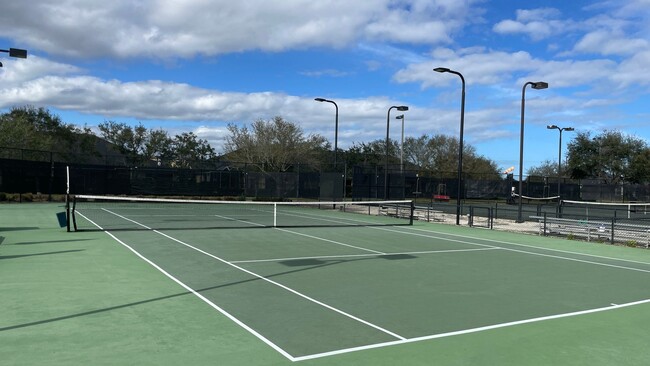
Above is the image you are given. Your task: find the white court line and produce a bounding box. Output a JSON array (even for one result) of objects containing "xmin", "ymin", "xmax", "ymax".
[
  {"xmin": 215, "ymin": 208, "xmax": 387, "ymax": 255},
  {"xmin": 405, "ymin": 226, "xmax": 650, "ymax": 266},
  {"xmin": 230, "ymin": 247, "xmax": 499, "ymax": 264},
  {"xmin": 214, "ymin": 213, "xmax": 266, "ymax": 227},
  {"xmin": 373, "ymin": 226, "xmax": 650, "ymax": 274},
  {"xmin": 81, "ymin": 208, "xmax": 650, "ymax": 362},
  {"xmin": 100, "ymin": 209, "xmax": 406, "ymax": 341},
  {"xmin": 76, "ymin": 210, "xmax": 295, "ymax": 361},
  {"xmin": 274, "ymin": 227, "xmax": 386, "ymax": 255},
  {"xmin": 293, "ymin": 297, "xmax": 650, "ymax": 362},
  {"xmin": 275, "ymin": 208, "xmax": 650, "ymax": 274},
  {"xmin": 163, "ymin": 205, "xmax": 650, "ymax": 270}
]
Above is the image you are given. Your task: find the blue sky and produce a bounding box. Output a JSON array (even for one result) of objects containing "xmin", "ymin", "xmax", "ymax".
[{"xmin": 1, "ymin": 0, "xmax": 650, "ymax": 172}]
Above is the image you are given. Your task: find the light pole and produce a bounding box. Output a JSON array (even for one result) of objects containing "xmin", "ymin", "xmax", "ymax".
[
  {"xmin": 547, "ymin": 124, "xmax": 574, "ymax": 201},
  {"xmin": 517, "ymin": 81, "xmax": 549, "ymax": 223},
  {"xmin": 0, "ymin": 47, "xmax": 27, "ymax": 67},
  {"xmin": 385, "ymin": 105, "xmax": 409, "ymax": 199},
  {"xmin": 314, "ymin": 98, "xmax": 339, "ymax": 170},
  {"xmin": 396, "ymin": 114, "xmax": 405, "ymax": 173},
  {"xmin": 433, "ymin": 67, "xmax": 465, "ymax": 225}
]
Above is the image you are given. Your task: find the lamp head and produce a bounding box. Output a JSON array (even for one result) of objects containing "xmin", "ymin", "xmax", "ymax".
[
  {"xmin": 396, "ymin": 106, "xmax": 409, "ymax": 111},
  {"xmin": 547, "ymin": 125, "xmax": 558, "ymax": 129},
  {"xmin": 9, "ymin": 48, "xmax": 27, "ymax": 58},
  {"xmin": 433, "ymin": 67, "xmax": 450, "ymax": 73},
  {"xmin": 314, "ymin": 98, "xmax": 327, "ymax": 102},
  {"xmin": 395, "ymin": 114, "xmax": 404, "ymax": 119},
  {"xmin": 565, "ymin": 127, "xmax": 575, "ymax": 132},
  {"xmin": 531, "ymin": 81, "xmax": 549, "ymax": 90}
]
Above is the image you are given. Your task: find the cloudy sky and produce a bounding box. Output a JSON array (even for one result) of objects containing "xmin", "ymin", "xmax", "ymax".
[{"xmin": 1, "ymin": 0, "xmax": 650, "ymax": 171}]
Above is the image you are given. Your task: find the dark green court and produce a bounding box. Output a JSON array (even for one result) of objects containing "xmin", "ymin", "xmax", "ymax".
[{"xmin": 2, "ymin": 203, "xmax": 650, "ymax": 365}]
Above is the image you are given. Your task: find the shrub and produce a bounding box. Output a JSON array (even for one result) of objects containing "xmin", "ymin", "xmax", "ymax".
[
  {"xmin": 625, "ymin": 240, "xmax": 638, "ymax": 248},
  {"xmin": 21, "ymin": 192, "xmax": 34, "ymax": 202},
  {"xmin": 0, "ymin": 192, "xmax": 6, "ymax": 201}
]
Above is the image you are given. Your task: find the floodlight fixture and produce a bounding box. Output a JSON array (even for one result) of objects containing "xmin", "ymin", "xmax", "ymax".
[
  {"xmin": 531, "ymin": 81, "xmax": 549, "ymax": 90},
  {"xmin": 433, "ymin": 67, "xmax": 466, "ymax": 225},
  {"xmin": 0, "ymin": 48, "xmax": 27, "ymax": 58},
  {"xmin": 385, "ymin": 105, "xmax": 409, "ymax": 199},
  {"xmin": 314, "ymin": 97, "xmax": 339, "ymax": 169},
  {"xmin": 516, "ymin": 80, "xmax": 549, "ymax": 222},
  {"xmin": 547, "ymin": 124, "xmax": 575, "ymax": 203}
]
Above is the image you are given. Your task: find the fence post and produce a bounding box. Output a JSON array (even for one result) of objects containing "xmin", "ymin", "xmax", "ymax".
[
  {"xmin": 611, "ymin": 218, "xmax": 615, "ymax": 244},
  {"xmin": 543, "ymin": 212, "xmax": 547, "ymax": 236},
  {"xmin": 490, "ymin": 207, "xmax": 494, "ymax": 229}
]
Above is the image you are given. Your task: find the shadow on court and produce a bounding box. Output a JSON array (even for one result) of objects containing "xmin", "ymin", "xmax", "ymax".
[
  {"xmin": 0, "ymin": 252, "xmax": 416, "ymax": 332},
  {"xmin": 0, "ymin": 249, "xmax": 84, "ymax": 260},
  {"xmin": 0, "ymin": 227, "xmax": 39, "ymax": 232},
  {"xmin": 6, "ymin": 238, "xmax": 93, "ymax": 246}
]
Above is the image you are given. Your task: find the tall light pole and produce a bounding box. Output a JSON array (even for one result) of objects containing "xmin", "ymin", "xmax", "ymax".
[
  {"xmin": 434, "ymin": 67, "xmax": 465, "ymax": 225},
  {"xmin": 396, "ymin": 114, "xmax": 405, "ymax": 173},
  {"xmin": 517, "ymin": 81, "xmax": 549, "ymax": 223},
  {"xmin": 314, "ymin": 98, "xmax": 339, "ymax": 170},
  {"xmin": 0, "ymin": 47, "xmax": 27, "ymax": 67},
  {"xmin": 547, "ymin": 124, "xmax": 574, "ymax": 201},
  {"xmin": 385, "ymin": 105, "xmax": 409, "ymax": 199}
]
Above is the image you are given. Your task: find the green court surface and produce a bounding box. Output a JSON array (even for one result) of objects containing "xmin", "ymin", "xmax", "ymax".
[{"xmin": 2, "ymin": 203, "xmax": 650, "ymax": 365}]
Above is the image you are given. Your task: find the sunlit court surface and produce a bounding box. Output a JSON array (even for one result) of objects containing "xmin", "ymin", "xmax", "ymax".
[{"xmin": 3, "ymin": 202, "xmax": 650, "ymax": 365}]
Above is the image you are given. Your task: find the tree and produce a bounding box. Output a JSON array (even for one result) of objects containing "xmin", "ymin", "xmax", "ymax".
[
  {"xmin": 566, "ymin": 130, "xmax": 650, "ymax": 183},
  {"xmin": 224, "ymin": 116, "xmax": 329, "ymax": 172},
  {"xmin": 98, "ymin": 121, "xmax": 216, "ymax": 167},
  {"xmin": 526, "ymin": 159, "xmax": 559, "ymax": 178},
  {"xmin": 401, "ymin": 134, "xmax": 500, "ymax": 178},
  {"xmin": 0, "ymin": 106, "xmax": 96, "ymax": 160},
  {"xmin": 344, "ymin": 139, "xmax": 399, "ymax": 167},
  {"xmin": 629, "ymin": 149, "xmax": 650, "ymax": 183},
  {"xmin": 171, "ymin": 132, "xmax": 216, "ymax": 168},
  {"xmin": 144, "ymin": 129, "xmax": 174, "ymax": 163},
  {"xmin": 98, "ymin": 121, "xmax": 148, "ymax": 165}
]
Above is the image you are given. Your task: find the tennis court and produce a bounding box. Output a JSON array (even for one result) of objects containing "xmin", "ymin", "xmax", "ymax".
[{"xmin": 3, "ymin": 201, "xmax": 650, "ymax": 365}]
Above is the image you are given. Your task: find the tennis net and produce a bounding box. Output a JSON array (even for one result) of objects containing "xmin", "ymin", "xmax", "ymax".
[{"xmin": 68, "ymin": 195, "xmax": 414, "ymax": 231}]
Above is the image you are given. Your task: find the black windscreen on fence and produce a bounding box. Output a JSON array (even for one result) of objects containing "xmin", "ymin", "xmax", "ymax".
[{"xmin": 4, "ymin": 147, "xmax": 650, "ymax": 202}]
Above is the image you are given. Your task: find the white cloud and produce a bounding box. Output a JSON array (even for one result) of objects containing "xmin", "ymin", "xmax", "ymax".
[
  {"xmin": 393, "ymin": 48, "xmax": 541, "ymax": 88},
  {"xmin": 574, "ymin": 30, "xmax": 649, "ymax": 56},
  {"xmin": 300, "ymin": 69, "xmax": 352, "ymax": 78},
  {"xmin": 493, "ymin": 7, "xmax": 575, "ymax": 40},
  {"xmin": 0, "ymin": 55, "xmax": 81, "ymax": 84},
  {"xmin": 0, "ymin": 0, "xmax": 480, "ymax": 60},
  {"xmin": 611, "ymin": 50, "xmax": 650, "ymax": 87}
]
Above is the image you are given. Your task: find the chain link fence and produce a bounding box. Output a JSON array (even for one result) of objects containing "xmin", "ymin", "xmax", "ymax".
[{"xmin": 4, "ymin": 146, "xmax": 650, "ymax": 202}]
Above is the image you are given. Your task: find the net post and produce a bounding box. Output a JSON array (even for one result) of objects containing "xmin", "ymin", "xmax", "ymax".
[
  {"xmin": 65, "ymin": 166, "xmax": 71, "ymax": 232},
  {"xmin": 409, "ymin": 200, "xmax": 414, "ymax": 225},
  {"xmin": 273, "ymin": 203, "xmax": 277, "ymax": 227},
  {"xmin": 610, "ymin": 218, "xmax": 615, "ymax": 244},
  {"xmin": 71, "ymin": 195, "xmax": 78, "ymax": 231},
  {"xmin": 65, "ymin": 193, "xmax": 71, "ymax": 232}
]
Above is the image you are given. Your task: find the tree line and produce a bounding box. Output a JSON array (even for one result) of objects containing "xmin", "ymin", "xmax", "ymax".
[
  {"xmin": 3, "ymin": 106, "xmax": 650, "ymax": 183},
  {"xmin": 526, "ymin": 130, "xmax": 650, "ymax": 184}
]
